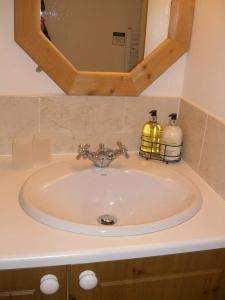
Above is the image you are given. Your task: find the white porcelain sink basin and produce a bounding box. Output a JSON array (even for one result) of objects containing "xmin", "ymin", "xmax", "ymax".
[{"xmin": 19, "ymin": 159, "xmax": 202, "ymax": 236}]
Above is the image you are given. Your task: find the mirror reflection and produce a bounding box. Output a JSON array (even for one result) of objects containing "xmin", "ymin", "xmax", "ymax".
[{"xmin": 40, "ymin": 0, "xmax": 171, "ymax": 73}]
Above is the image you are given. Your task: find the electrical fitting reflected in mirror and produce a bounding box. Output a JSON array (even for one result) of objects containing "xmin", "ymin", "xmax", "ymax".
[{"xmin": 40, "ymin": 0, "xmax": 171, "ymax": 73}]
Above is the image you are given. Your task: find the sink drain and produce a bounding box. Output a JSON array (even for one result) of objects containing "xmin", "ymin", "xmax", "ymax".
[{"xmin": 97, "ymin": 214, "xmax": 117, "ymax": 226}]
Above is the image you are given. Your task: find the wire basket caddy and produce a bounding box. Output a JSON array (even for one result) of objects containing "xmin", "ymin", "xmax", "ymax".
[{"xmin": 139, "ymin": 139, "xmax": 182, "ymax": 163}]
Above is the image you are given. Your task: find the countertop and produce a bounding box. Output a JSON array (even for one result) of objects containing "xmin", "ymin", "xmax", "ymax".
[{"xmin": 0, "ymin": 153, "xmax": 225, "ymax": 270}]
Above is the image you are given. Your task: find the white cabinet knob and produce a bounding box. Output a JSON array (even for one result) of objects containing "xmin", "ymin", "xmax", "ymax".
[
  {"xmin": 40, "ymin": 274, "xmax": 59, "ymax": 295},
  {"xmin": 79, "ymin": 270, "xmax": 98, "ymax": 290}
]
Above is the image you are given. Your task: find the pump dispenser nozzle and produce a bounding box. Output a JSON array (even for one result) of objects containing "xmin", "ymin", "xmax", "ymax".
[
  {"xmin": 169, "ymin": 113, "xmax": 177, "ymax": 120},
  {"xmin": 149, "ymin": 110, "xmax": 157, "ymax": 123},
  {"xmin": 149, "ymin": 110, "xmax": 157, "ymax": 117},
  {"xmin": 168, "ymin": 113, "xmax": 178, "ymax": 125}
]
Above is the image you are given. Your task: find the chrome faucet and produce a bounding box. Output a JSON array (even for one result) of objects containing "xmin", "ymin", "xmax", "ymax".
[{"xmin": 76, "ymin": 142, "xmax": 129, "ymax": 168}]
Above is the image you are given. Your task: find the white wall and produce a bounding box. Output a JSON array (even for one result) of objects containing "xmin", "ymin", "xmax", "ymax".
[
  {"xmin": 183, "ymin": 0, "xmax": 225, "ymax": 121},
  {"xmin": 0, "ymin": 0, "xmax": 62, "ymax": 95},
  {"xmin": 0, "ymin": 0, "xmax": 186, "ymax": 96}
]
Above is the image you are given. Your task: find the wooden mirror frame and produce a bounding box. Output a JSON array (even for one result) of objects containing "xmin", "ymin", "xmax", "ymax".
[{"xmin": 14, "ymin": 0, "xmax": 195, "ymax": 96}]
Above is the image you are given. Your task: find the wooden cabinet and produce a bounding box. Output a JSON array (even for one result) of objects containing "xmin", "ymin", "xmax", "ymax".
[
  {"xmin": 1, "ymin": 249, "xmax": 225, "ymax": 300},
  {"xmin": 0, "ymin": 266, "xmax": 68, "ymax": 300},
  {"xmin": 70, "ymin": 249, "xmax": 225, "ymax": 300}
]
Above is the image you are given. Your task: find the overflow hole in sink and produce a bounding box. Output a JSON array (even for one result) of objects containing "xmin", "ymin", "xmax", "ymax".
[{"xmin": 97, "ymin": 214, "xmax": 117, "ymax": 225}]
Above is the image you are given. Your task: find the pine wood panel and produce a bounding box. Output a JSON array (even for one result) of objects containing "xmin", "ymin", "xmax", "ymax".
[
  {"xmin": 169, "ymin": 0, "xmax": 196, "ymax": 47},
  {"xmin": 70, "ymin": 249, "xmax": 225, "ymax": 300},
  {"xmin": 14, "ymin": 0, "xmax": 196, "ymax": 96},
  {"xmin": 131, "ymin": 39, "xmax": 187, "ymax": 94},
  {"xmin": 69, "ymin": 72, "xmax": 136, "ymax": 96},
  {"xmin": 0, "ymin": 266, "xmax": 67, "ymax": 300}
]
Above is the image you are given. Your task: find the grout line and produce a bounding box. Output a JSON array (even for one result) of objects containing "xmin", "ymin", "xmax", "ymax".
[
  {"xmin": 197, "ymin": 114, "xmax": 208, "ymax": 172},
  {"xmin": 121, "ymin": 97, "xmax": 127, "ymax": 142},
  {"xmin": 38, "ymin": 97, "xmax": 41, "ymax": 133},
  {"xmin": 177, "ymin": 97, "xmax": 181, "ymax": 117}
]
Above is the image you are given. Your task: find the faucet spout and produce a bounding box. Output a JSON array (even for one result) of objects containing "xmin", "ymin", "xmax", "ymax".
[{"xmin": 76, "ymin": 142, "xmax": 129, "ymax": 168}]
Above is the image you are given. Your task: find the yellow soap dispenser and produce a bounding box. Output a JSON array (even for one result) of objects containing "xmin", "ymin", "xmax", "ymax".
[{"xmin": 140, "ymin": 110, "xmax": 162, "ymax": 156}]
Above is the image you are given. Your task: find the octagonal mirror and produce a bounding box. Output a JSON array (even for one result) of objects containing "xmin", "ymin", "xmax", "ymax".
[{"xmin": 14, "ymin": 0, "xmax": 195, "ymax": 96}]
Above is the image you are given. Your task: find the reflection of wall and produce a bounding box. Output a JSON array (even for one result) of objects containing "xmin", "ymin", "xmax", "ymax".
[
  {"xmin": 144, "ymin": 0, "xmax": 171, "ymax": 54},
  {"xmin": 45, "ymin": 0, "xmax": 143, "ymax": 72}
]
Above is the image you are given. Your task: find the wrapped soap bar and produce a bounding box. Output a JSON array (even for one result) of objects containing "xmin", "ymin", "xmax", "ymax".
[{"xmin": 12, "ymin": 135, "xmax": 33, "ymax": 169}]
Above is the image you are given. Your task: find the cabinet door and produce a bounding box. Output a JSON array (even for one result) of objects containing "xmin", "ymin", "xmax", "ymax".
[
  {"xmin": 0, "ymin": 266, "xmax": 68, "ymax": 300},
  {"xmin": 70, "ymin": 249, "xmax": 225, "ymax": 300}
]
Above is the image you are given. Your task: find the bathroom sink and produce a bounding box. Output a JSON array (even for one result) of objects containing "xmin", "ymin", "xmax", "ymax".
[{"xmin": 19, "ymin": 159, "xmax": 202, "ymax": 236}]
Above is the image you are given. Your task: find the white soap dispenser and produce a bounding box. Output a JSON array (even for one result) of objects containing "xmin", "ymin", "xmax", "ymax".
[{"xmin": 161, "ymin": 113, "xmax": 182, "ymax": 162}]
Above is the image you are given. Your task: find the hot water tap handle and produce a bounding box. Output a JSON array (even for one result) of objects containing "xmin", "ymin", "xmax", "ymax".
[{"xmin": 117, "ymin": 142, "xmax": 129, "ymax": 158}]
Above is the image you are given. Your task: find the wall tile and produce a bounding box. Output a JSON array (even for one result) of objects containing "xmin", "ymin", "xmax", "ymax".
[
  {"xmin": 0, "ymin": 96, "xmax": 197, "ymax": 158},
  {"xmin": 179, "ymin": 98, "xmax": 225, "ymax": 201},
  {"xmin": 0, "ymin": 96, "xmax": 39, "ymax": 154},
  {"xmin": 40, "ymin": 96, "xmax": 87, "ymax": 153},
  {"xmin": 199, "ymin": 116, "xmax": 225, "ymax": 200},
  {"xmin": 40, "ymin": 96, "xmax": 125, "ymax": 153},
  {"xmin": 40, "ymin": 96, "xmax": 179, "ymax": 153},
  {"xmin": 178, "ymin": 99, "xmax": 208, "ymax": 171},
  {"xmin": 122, "ymin": 96, "xmax": 179, "ymax": 150}
]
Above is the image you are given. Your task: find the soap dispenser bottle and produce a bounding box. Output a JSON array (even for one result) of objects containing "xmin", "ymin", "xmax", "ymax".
[
  {"xmin": 161, "ymin": 113, "xmax": 183, "ymax": 162},
  {"xmin": 140, "ymin": 110, "xmax": 162, "ymax": 154}
]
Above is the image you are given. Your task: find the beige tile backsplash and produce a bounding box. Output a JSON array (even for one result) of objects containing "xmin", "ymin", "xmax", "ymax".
[
  {"xmin": 40, "ymin": 96, "xmax": 124, "ymax": 152},
  {"xmin": 199, "ymin": 116, "xmax": 225, "ymax": 200},
  {"xmin": 179, "ymin": 98, "xmax": 225, "ymax": 200},
  {"xmin": 0, "ymin": 95, "xmax": 178, "ymax": 154},
  {"xmin": 178, "ymin": 100, "xmax": 208, "ymax": 171},
  {"xmin": 39, "ymin": 96, "xmax": 178, "ymax": 153},
  {"xmin": 0, "ymin": 95, "xmax": 224, "ymax": 200},
  {"xmin": 0, "ymin": 96, "xmax": 39, "ymax": 154}
]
